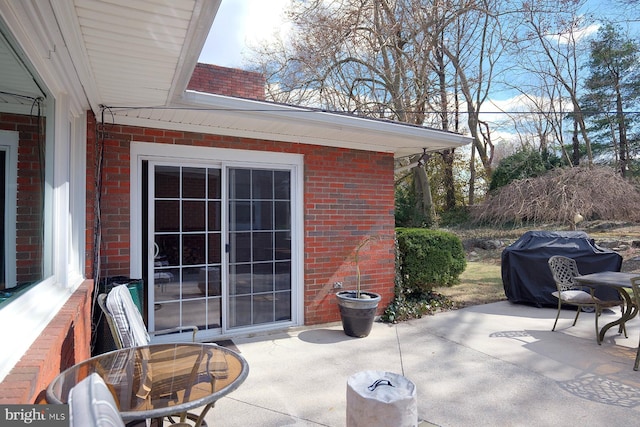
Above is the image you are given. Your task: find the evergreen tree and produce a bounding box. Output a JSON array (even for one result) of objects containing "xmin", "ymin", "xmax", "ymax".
[{"xmin": 582, "ymin": 23, "xmax": 640, "ymax": 177}]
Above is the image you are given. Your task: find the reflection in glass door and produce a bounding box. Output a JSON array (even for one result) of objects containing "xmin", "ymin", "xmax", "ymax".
[
  {"xmin": 228, "ymin": 168, "xmax": 291, "ymax": 328},
  {"xmin": 151, "ymin": 165, "xmax": 222, "ymax": 332},
  {"xmin": 149, "ymin": 164, "xmax": 293, "ymax": 335}
]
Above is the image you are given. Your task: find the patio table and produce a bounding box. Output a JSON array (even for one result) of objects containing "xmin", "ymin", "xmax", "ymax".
[
  {"xmin": 574, "ymin": 271, "xmax": 639, "ymax": 344},
  {"xmin": 46, "ymin": 343, "xmax": 249, "ymax": 426}
]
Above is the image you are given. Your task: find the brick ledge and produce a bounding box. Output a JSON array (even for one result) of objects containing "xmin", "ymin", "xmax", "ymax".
[{"xmin": 0, "ymin": 279, "xmax": 94, "ymax": 404}]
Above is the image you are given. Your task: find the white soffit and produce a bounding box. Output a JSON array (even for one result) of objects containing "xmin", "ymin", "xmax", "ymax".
[
  {"xmin": 68, "ymin": 0, "xmax": 218, "ymax": 111},
  {"xmin": 111, "ymin": 90, "xmax": 472, "ymax": 157}
]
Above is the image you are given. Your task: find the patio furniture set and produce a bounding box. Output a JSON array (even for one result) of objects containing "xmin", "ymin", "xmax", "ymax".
[
  {"xmin": 46, "ymin": 284, "xmax": 249, "ymax": 427},
  {"xmin": 43, "ymin": 247, "xmax": 640, "ymax": 425},
  {"xmin": 548, "ymin": 255, "xmax": 640, "ymax": 371}
]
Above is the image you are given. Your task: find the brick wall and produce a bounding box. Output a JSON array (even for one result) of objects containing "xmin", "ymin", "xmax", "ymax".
[
  {"xmin": 0, "ymin": 112, "xmax": 45, "ymax": 286},
  {"xmin": 187, "ymin": 63, "xmax": 266, "ymax": 100},
  {"xmin": 87, "ymin": 113, "xmax": 396, "ymax": 324},
  {"xmin": 0, "ymin": 279, "xmax": 93, "ymax": 404}
]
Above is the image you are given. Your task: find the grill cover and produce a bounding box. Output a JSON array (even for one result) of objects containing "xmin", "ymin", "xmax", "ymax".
[{"xmin": 501, "ymin": 231, "xmax": 622, "ymax": 306}]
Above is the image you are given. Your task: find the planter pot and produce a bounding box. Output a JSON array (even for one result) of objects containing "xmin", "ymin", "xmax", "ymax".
[{"xmin": 336, "ymin": 291, "xmax": 381, "ymax": 338}]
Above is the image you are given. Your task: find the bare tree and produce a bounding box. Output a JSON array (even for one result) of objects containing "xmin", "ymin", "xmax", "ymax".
[
  {"xmin": 508, "ymin": 0, "xmax": 595, "ymax": 165},
  {"xmin": 249, "ymin": 0, "xmax": 488, "ymax": 219},
  {"xmin": 435, "ymin": 1, "xmax": 501, "ymax": 177},
  {"xmin": 250, "ymin": 0, "xmax": 516, "ymax": 211}
]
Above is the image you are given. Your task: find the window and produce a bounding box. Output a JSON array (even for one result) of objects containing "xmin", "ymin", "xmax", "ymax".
[{"xmin": 0, "ymin": 26, "xmax": 52, "ymax": 303}]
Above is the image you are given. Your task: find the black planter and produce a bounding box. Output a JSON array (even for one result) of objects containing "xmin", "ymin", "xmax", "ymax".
[{"xmin": 336, "ymin": 291, "xmax": 381, "ymax": 337}]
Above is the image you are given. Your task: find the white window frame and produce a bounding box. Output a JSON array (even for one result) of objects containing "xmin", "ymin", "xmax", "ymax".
[
  {"xmin": 0, "ymin": 0, "xmax": 87, "ymax": 383},
  {"xmin": 0, "ymin": 99, "xmax": 86, "ymax": 381}
]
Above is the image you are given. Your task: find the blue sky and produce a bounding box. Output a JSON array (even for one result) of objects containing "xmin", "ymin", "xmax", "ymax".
[
  {"xmin": 199, "ymin": 0, "xmax": 639, "ymax": 146},
  {"xmin": 199, "ymin": 0, "xmax": 290, "ymax": 67},
  {"xmin": 200, "ymin": 1, "xmax": 639, "ymax": 67}
]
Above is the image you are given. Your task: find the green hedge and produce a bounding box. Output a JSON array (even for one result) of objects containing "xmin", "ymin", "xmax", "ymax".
[{"xmin": 396, "ymin": 228, "xmax": 466, "ymax": 291}]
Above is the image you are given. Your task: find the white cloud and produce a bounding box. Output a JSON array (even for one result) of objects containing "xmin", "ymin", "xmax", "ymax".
[
  {"xmin": 546, "ymin": 22, "xmax": 599, "ymax": 44},
  {"xmin": 199, "ymin": 0, "xmax": 291, "ymax": 67}
]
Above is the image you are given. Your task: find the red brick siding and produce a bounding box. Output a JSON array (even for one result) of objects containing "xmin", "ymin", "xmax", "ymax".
[
  {"xmin": 0, "ymin": 279, "xmax": 93, "ymax": 404},
  {"xmin": 187, "ymin": 63, "xmax": 266, "ymax": 100},
  {"xmin": 87, "ymin": 113, "xmax": 395, "ymax": 324},
  {"xmin": 0, "ymin": 112, "xmax": 45, "ymax": 285}
]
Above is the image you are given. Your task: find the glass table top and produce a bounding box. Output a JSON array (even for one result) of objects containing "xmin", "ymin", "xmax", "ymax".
[{"xmin": 46, "ymin": 343, "xmax": 249, "ymax": 421}]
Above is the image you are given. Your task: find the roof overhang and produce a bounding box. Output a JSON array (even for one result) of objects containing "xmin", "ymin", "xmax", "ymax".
[
  {"xmin": 1, "ymin": 0, "xmax": 471, "ymax": 157},
  {"xmin": 110, "ymin": 90, "xmax": 471, "ymax": 158}
]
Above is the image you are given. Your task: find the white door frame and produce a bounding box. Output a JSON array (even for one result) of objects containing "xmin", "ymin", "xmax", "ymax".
[{"xmin": 130, "ymin": 141, "xmax": 304, "ymax": 340}]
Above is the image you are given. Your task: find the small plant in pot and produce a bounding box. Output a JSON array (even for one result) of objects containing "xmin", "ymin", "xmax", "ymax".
[{"xmin": 336, "ymin": 236, "xmax": 382, "ymax": 337}]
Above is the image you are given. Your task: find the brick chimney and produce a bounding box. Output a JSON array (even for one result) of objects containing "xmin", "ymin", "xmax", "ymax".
[{"xmin": 187, "ymin": 63, "xmax": 265, "ymax": 100}]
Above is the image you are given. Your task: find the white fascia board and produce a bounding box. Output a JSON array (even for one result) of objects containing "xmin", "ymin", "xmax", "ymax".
[
  {"xmin": 50, "ymin": 0, "xmax": 102, "ymax": 114},
  {"xmin": 112, "ymin": 113, "xmax": 396, "ymax": 154},
  {"xmin": 178, "ymin": 91, "xmax": 473, "ymax": 153},
  {"xmin": 168, "ymin": 0, "xmax": 222, "ymax": 101}
]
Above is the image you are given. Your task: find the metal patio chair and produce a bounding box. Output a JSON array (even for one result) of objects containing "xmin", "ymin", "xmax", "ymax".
[
  {"xmin": 629, "ymin": 276, "xmax": 640, "ymax": 370},
  {"xmin": 548, "ymin": 255, "xmax": 624, "ymax": 344},
  {"xmin": 97, "ymin": 284, "xmax": 212, "ymax": 426}
]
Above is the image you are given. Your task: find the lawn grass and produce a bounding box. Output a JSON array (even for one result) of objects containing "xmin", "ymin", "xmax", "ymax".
[
  {"xmin": 434, "ymin": 261, "xmax": 506, "ymax": 307},
  {"xmin": 433, "ymin": 222, "xmax": 640, "ymax": 308}
]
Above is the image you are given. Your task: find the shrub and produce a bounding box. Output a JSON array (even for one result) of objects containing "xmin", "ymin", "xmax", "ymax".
[
  {"xmin": 395, "ymin": 181, "xmax": 433, "ymax": 228},
  {"xmin": 381, "ymin": 290, "xmax": 457, "ymax": 323},
  {"xmin": 395, "ymin": 228, "xmax": 466, "ymax": 292},
  {"xmin": 489, "ymin": 149, "xmax": 556, "ymax": 191},
  {"xmin": 439, "ymin": 206, "xmax": 471, "ymax": 227},
  {"xmin": 473, "ymin": 166, "xmax": 640, "ymax": 225},
  {"xmin": 381, "ymin": 229, "xmax": 464, "ymax": 323}
]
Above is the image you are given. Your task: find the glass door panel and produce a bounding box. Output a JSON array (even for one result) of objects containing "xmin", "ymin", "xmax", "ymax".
[
  {"xmin": 151, "ymin": 165, "xmax": 222, "ymax": 332},
  {"xmin": 228, "ymin": 168, "xmax": 292, "ymax": 328}
]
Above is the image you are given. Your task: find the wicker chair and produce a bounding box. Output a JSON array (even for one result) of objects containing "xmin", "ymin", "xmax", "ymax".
[{"xmin": 548, "ymin": 255, "xmax": 624, "ymax": 344}]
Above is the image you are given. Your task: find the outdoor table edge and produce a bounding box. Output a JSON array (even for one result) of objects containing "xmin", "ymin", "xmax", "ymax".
[
  {"xmin": 575, "ymin": 272, "xmax": 639, "ymax": 288},
  {"xmin": 45, "ymin": 343, "xmax": 250, "ymax": 421}
]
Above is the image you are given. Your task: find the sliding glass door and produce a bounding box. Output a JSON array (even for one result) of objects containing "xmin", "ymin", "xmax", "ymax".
[
  {"xmin": 147, "ymin": 162, "xmax": 292, "ymax": 337},
  {"xmin": 150, "ymin": 165, "xmax": 223, "ymax": 332}
]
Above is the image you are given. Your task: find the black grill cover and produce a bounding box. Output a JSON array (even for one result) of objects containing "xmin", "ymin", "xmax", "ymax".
[{"xmin": 501, "ymin": 231, "xmax": 622, "ymax": 306}]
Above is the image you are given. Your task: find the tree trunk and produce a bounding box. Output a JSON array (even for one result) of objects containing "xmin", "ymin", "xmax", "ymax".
[
  {"xmin": 413, "ymin": 164, "xmax": 435, "ymax": 225},
  {"xmin": 616, "ymin": 87, "xmax": 628, "ymax": 177},
  {"xmin": 468, "ymin": 143, "xmax": 476, "ymax": 206},
  {"xmin": 572, "ymin": 120, "xmax": 580, "ymax": 166},
  {"xmin": 441, "ymin": 149, "xmax": 456, "ymax": 210}
]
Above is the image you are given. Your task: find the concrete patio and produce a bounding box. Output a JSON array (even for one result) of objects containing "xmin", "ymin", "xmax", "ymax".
[{"xmin": 204, "ymin": 301, "xmax": 640, "ymax": 426}]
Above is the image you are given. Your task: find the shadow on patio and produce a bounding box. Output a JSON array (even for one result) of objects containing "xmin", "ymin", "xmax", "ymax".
[{"xmin": 204, "ymin": 301, "xmax": 640, "ymax": 426}]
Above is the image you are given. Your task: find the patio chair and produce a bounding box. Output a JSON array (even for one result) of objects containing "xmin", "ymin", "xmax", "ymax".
[
  {"xmin": 630, "ymin": 276, "xmax": 640, "ymax": 370},
  {"xmin": 98, "ymin": 284, "xmax": 210, "ymax": 426},
  {"xmin": 69, "ymin": 373, "xmax": 125, "ymax": 427},
  {"xmin": 97, "ymin": 284, "xmax": 198, "ymax": 349},
  {"xmin": 548, "ymin": 255, "xmax": 624, "ymax": 344}
]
